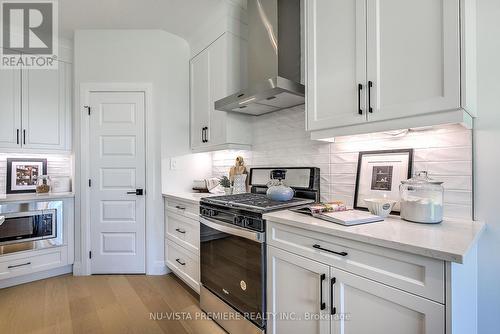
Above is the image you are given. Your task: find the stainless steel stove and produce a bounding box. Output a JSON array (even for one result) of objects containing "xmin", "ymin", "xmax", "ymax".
[{"xmin": 199, "ymin": 167, "xmax": 320, "ymax": 334}]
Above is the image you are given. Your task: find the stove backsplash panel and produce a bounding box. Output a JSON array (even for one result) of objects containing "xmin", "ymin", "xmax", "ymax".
[{"xmin": 212, "ymin": 106, "xmax": 472, "ymax": 220}]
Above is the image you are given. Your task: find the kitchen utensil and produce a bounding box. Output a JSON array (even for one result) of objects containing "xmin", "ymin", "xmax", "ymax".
[{"xmin": 400, "ymin": 171, "xmax": 444, "ymax": 224}]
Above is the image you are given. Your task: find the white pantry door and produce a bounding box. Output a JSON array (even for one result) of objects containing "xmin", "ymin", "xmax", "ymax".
[{"xmin": 89, "ymin": 91, "xmax": 146, "ymax": 274}]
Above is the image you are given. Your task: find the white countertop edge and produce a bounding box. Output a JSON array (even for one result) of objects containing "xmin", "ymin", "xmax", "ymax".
[
  {"xmin": 162, "ymin": 192, "xmax": 216, "ymax": 205},
  {"xmin": 263, "ymin": 211, "xmax": 485, "ymax": 264},
  {"xmin": 0, "ymin": 192, "xmax": 75, "ymax": 203}
]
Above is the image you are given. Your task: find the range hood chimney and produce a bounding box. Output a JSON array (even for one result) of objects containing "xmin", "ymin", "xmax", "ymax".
[{"xmin": 214, "ymin": 0, "xmax": 304, "ymax": 116}]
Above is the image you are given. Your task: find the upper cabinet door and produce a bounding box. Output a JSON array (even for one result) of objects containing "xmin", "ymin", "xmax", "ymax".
[
  {"xmin": 366, "ymin": 0, "xmax": 460, "ymax": 122},
  {"xmin": 332, "ymin": 268, "xmax": 445, "ymax": 334},
  {"xmin": 22, "ymin": 61, "xmax": 70, "ymax": 150},
  {"xmin": 190, "ymin": 49, "xmax": 211, "ymax": 150},
  {"xmin": 306, "ymin": 0, "xmax": 367, "ymax": 131},
  {"xmin": 0, "ymin": 67, "xmax": 22, "ymax": 148}
]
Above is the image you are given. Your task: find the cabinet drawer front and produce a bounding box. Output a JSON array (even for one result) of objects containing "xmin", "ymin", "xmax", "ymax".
[
  {"xmin": 165, "ymin": 210, "xmax": 199, "ymax": 254},
  {"xmin": 268, "ymin": 222, "xmax": 444, "ymax": 303},
  {"xmin": 0, "ymin": 247, "xmax": 67, "ymax": 280},
  {"xmin": 165, "ymin": 199, "xmax": 199, "ymax": 220},
  {"xmin": 165, "ymin": 240, "xmax": 200, "ymax": 293}
]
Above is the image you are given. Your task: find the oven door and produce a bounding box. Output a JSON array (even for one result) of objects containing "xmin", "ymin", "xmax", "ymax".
[
  {"xmin": 0, "ymin": 210, "xmax": 56, "ymax": 245},
  {"xmin": 200, "ymin": 216, "xmax": 266, "ymax": 328}
]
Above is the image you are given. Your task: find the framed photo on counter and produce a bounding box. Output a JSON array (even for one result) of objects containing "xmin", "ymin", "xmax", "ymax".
[
  {"xmin": 6, "ymin": 158, "xmax": 48, "ymax": 194},
  {"xmin": 354, "ymin": 149, "xmax": 413, "ymax": 214}
]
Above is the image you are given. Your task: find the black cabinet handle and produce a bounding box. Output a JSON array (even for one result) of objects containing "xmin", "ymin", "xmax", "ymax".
[
  {"xmin": 368, "ymin": 81, "xmax": 373, "ymax": 113},
  {"xmin": 313, "ymin": 244, "xmax": 348, "ymax": 257},
  {"xmin": 23, "ymin": 129, "xmax": 26, "ymax": 144},
  {"xmin": 8, "ymin": 262, "xmax": 31, "ymax": 269},
  {"xmin": 202, "ymin": 127, "xmax": 208, "ymax": 143},
  {"xmin": 331, "ymin": 277, "xmax": 336, "ymax": 315},
  {"xmin": 358, "ymin": 84, "xmax": 363, "ymax": 115},
  {"xmin": 175, "ymin": 205, "xmax": 186, "ymax": 210},
  {"xmin": 175, "ymin": 258, "xmax": 186, "ymax": 266},
  {"xmin": 175, "ymin": 228, "xmax": 186, "ymax": 234},
  {"xmin": 319, "ymin": 273, "xmax": 326, "ymax": 310},
  {"xmin": 16, "ymin": 129, "xmax": 19, "ymax": 144}
]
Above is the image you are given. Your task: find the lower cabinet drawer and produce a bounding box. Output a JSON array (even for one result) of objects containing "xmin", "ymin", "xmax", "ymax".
[
  {"xmin": 165, "ymin": 198, "xmax": 199, "ymax": 220},
  {"xmin": 166, "ymin": 210, "xmax": 199, "ymax": 254},
  {"xmin": 165, "ymin": 239, "xmax": 200, "ymax": 293},
  {"xmin": 0, "ymin": 247, "xmax": 68, "ymax": 280},
  {"xmin": 267, "ymin": 221, "xmax": 445, "ymax": 303}
]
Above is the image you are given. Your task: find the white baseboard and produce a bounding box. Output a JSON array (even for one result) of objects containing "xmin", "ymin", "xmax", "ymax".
[
  {"xmin": 147, "ymin": 260, "xmax": 168, "ymax": 275},
  {"xmin": 72, "ymin": 261, "xmax": 88, "ymax": 276},
  {"xmin": 0, "ymin": 265, "xmax": 73, "ymax": 289}
]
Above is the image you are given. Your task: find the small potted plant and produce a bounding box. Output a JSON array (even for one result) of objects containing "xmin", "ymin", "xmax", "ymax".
[{"xmin": 219, "ymin": 176, "xmax": 232, "ymax": 195}]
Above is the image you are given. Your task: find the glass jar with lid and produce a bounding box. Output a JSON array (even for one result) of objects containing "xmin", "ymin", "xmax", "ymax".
[
  {"xmin": 399, "ymin": 171, "xmax": 444, "ymax": 224},
  {"xmin": 36, "ymin": 175, "xmax": 51, "ymax": 194}
]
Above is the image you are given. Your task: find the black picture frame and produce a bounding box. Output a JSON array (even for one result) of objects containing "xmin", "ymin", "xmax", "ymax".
[
  {"xmin": 353, "ymin": 149, "xmax": 413, "ymax": 214},
  {"xmin": 6, "ymin": 158, "xmax": 48, "ymax": 194}
]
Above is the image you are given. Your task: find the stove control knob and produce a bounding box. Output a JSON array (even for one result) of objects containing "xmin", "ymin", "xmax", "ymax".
[
  {"xmin": 241, "ymin": 217, "xmax": 249, "ymax": 226},
  {"xmin": 208, "ymin": 209, "xmax": 217, "ymax": 217}
]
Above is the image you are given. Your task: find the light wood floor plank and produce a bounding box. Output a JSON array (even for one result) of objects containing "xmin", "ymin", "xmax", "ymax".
[{"xmin": 0, "ymin": 274, "xmax": 224, "ymax": 334}]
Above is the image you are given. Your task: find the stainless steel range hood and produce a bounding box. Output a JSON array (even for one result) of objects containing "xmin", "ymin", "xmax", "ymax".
[{"xmin": 214, "ymin": 0, "xmax": 304, "ymax": 116}]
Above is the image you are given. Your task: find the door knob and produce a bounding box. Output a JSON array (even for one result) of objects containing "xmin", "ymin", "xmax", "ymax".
[{"xmin": 127, "ymin": 189, "xmax": 144, "ymax": 195}]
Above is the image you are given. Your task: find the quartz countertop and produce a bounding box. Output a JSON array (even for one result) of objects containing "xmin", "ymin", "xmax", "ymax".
[
  {"xmin": 263, "ymin": 210, "xmax": 485, "ymax": 263},
  {"xmin": 162, "ymin": 192, "xmax": 220, "ymax": 205},
  {"xmin": 0, "ymin": 192, "xmax": 75, "ymax": 203}
]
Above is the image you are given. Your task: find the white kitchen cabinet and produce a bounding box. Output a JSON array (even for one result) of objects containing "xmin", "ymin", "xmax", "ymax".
[
  {"xmin": 21, "ymin": 61, "xmax": 71, "ymax": 150},
  {"xmin": 0, "ymin": 66, "xmax": 21, "ymax": 148},
  {"xmin": 0, "ymin": 58, "xmax": 72, "ymax": 152},
  {"xmin": 306, "ymin": 0, "xmax": 367, "ymax": 130},
  {"xmin": 267, "ymin": 245, "xmax": 331, "ymax": 334},
  {"xmin": 164, "ymin": 197, "xmax": 201, "ymax": 293},
  {"xmin": 366, "ymin": 0, "xmax": 460, "ymax": 122},
  {"xmin": 332, "ymin": 268, "xmax": 444, "ymax": 334},
  {"xmin": 267, "ymin": 244, "xmax": 444, "ymax": 334},
  {"xmin": 190, "ymin": 32, "xmax": 252, "ymax": 152},
  {"xmin": 306, "ymin": 0, "xmax": 471, "ymax": 137}
]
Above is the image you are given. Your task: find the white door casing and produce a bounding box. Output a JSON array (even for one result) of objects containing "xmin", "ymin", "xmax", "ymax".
[{"xmin": 88, "ymin": 91, "xmax": 146, "ymax": 274}]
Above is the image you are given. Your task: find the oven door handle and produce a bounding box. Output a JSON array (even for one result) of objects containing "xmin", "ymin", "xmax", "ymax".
[{"xmin": 200, "ymin": 216, "xmax": 265, "ymax": 243}]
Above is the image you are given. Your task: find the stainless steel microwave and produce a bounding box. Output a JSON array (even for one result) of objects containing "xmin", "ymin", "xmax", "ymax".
[{"xmin": 0, "ymin": 201, "xmax": 63, "ymax": 254}]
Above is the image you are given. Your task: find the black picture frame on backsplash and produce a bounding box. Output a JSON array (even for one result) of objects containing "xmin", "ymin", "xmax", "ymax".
[
  {"xmin": 6, "ymin": 158, "xmax": 48, "ymax": 194},
  {"xmin": 353, "ymin": 149, "xmax": 413, "ymax": 215}
]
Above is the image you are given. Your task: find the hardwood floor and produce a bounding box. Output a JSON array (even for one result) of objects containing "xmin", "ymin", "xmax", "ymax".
[{"xmin": 0, "ymin": 274, "xmax": 226, "ymax": 334}]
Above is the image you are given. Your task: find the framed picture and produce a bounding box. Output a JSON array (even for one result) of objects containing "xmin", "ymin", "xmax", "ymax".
[
  {"xmin": 6, "ymin": 158, "xmax": 48, "ymax": 194},
  {"xmin": 354, "ymin": 149, "xmax": 413, "ymax": 214}
]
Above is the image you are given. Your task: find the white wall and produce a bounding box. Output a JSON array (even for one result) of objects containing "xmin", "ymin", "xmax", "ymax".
[
  {"xmin": 475, "ymin": 0, "xmax": 500, "ymax": 332},
  {"xmin": 74, "ymin": 29, "xmax": 198, "ymax": 274},
  {"xmin": 212, "ymin": 106, "xmax": 473, "ymax": 220}
]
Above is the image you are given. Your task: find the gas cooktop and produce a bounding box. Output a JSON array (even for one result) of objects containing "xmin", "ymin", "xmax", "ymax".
[{"xmin": 201, "ymin": 193, "xmax": 314, "ymax": 212}]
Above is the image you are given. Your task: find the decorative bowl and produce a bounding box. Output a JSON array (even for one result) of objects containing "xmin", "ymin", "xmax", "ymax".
[{"xmin": 363, "ymin": 198, "xmax": 398, "ymax": 217}]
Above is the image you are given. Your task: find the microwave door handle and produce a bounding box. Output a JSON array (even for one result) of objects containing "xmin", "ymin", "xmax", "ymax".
[{"xmin": 199, "ymin": 216, "xmax": 264, "ymax": 243}]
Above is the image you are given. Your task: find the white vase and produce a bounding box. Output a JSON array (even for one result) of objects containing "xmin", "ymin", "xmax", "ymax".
[
  {"xmin": 224, "ymin": 187, "xmax": 232, "ymax": 195},
  {"xmin": 232, "ymin": 174, "xmax": 247, "ymax": 194}
]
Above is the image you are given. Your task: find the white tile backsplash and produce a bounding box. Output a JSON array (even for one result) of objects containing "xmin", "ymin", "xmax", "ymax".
[
  {"xmin": 0, "ymin": 153, "xmax": 73, "ymax": 195},
  {"xmin": 212, "ymin": 106, "xmax": 473, "ymax": 220}
]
